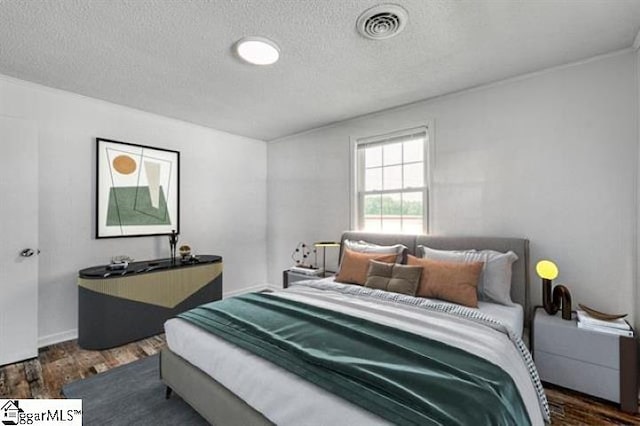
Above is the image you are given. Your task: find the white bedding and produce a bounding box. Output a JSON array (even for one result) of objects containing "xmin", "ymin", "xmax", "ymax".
[
  {"xmin": 308, "ymin": 278, "xmax": 525, "ymax": 337},
  {"xmin": 165, "ymin": 281, "xmax": 546, "ymax": 425},
  {"xmin": 477, "ymin": 300, "xmax": 524, "ymax": 338}
]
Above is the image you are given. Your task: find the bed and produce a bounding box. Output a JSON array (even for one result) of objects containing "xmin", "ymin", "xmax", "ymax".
[{"xmin": 160, "ymin": 232, "xmax": 548, "ymax": 425}]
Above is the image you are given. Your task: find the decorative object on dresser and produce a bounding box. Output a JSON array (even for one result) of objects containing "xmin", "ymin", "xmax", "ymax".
[
  {"xmin": 78, "ymin": 255, "xmax": 222, "ymax": 350},
  {"xmin": 107, "ymin": 256, "xmax": 129, "ymax": 271},
  {"xmin": 533, "ymin": 307, "xmax": 638, "ymax": 413},
  {"xmin": 111, "ymin": 255, "xmax": 134, "ymax": 262},
  {"xmin": 179, "ymin": 244, "xmax": 192, "ymax": 260},
  {"xmin": 169, "ymin": 230, "xmax": 178, "ymax": 263},
  {"xmin": 96, "ymin": 138, "xmax": 180, "ymax": 238},
  {"xmin": 314, "ymin": 241, "xmax": 341, "ymax": 277},
  {"xmin": 536, "ymin": 259, "xmax": 572, "ymax": 320}
]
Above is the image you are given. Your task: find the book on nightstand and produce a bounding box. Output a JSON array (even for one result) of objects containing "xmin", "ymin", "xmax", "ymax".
[
  {"xmin": 289, "ymin": 266, "xmax": 323, "ymax": 276},
  {"xmin": 576, "ymin": 310, "xmax": 634, "ymax": 337}
]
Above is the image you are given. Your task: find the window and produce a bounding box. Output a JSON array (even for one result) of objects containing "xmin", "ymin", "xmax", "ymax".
[{"xmin": 352, "ymin": 127, "xmax": 429, "ymax": 234}]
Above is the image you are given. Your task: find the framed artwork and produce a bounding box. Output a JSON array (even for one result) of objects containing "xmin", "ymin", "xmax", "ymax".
[{"xmin": 96, "ymin": 138, "xmax": 179, "ymax": 238}]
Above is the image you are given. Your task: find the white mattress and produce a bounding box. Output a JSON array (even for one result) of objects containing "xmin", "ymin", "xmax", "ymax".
[{"xmin": 166, "ymin": 283, "xmax": 544, "ymax": 425}]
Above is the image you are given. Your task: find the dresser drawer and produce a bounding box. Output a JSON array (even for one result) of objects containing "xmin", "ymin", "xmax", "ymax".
[
  {"xmin": 534, "ymin": 313, "xmax": 619, "ymax": 369},
  {"xmin": 535, "ymin": 350, "xmax": 619, "ymax": 402}
]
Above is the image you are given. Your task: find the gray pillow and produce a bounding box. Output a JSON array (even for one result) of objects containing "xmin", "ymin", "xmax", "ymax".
[
  {"xmin": 365, "ymin": 260, "xmax": 422, "ymax": 296},
  {"xmin": 343, "ymin": 239, "xmax": 407, "ymax": 263}
]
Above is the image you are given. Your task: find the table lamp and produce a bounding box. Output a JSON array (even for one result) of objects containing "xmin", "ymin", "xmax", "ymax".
[
  {"xmin": 314, "ymin": 242, "xmax": 341, "ymax": 277},
  {"xmin": 536, "ymin": 259, "xmax": 572, "ymax": 320}
]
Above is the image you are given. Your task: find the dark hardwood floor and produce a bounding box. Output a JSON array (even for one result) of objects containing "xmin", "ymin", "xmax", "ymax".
[
  {"xmin": 1, "ymin": 335, "xmax": 639, "ymax": 425},
  {"xmin": 0, "ymin": 335, "xmax": 165, "ymax": 399}
]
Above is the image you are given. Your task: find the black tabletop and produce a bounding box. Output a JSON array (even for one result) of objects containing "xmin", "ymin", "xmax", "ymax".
[{"xmin": 79, "ymin": 255, "xmax": 222, "ymax": 279}]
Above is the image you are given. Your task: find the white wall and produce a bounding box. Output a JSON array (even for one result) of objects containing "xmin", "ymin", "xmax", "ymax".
[
  {"xmin": 636, "ymin": 46, "xmax": 640, "ymax": 335},
  {"xmin": 2, "ymin": 49, "xmax": 636, "ymax": 346},
  {"xmin": 0, "ymin": 75, "xmax": 268, "ymax": 346},
  {"xmin": 268, "ymin": 51, "xmax": 639, "ymax": 326}
]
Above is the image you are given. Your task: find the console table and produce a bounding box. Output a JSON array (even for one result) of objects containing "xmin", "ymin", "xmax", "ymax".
[{"xmin": 78, "ymin": 255, "xmax": 222, "ymax": 350}]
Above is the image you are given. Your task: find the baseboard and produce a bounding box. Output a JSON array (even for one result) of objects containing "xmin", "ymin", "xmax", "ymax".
[
  {"xmin": 38, "ymin": 329, "xmax": 78, "ymax": 348},
  {"xmin": 223, "ymin": 283, "xmax": 280, "ymax": 298}
]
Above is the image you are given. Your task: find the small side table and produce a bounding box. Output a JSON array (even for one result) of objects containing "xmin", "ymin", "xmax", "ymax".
[
  {"xmin": 283, "ymin": 269, "xmax": 332, "ymax": 288},
  {"xmin": 533, "ymin": 307, "xmax": 638, "ymax": 413}
]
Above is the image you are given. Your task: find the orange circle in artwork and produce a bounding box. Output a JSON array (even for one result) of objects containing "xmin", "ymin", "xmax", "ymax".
[{"xmin": 113, "ymin": 155, "xmax": 137, "ymax": 175}]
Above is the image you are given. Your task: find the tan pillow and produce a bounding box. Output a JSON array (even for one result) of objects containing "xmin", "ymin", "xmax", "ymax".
[
  {"xmin": 364, "ymin": 260, "xmax": 422, "ymax": 296},
  {"xmin": 407, "ymin": 255, "xmax": 483, "ymax": 308},
  {"xmin": 335, "ymin": 249, "xmax": 396, "ymax": 285}
]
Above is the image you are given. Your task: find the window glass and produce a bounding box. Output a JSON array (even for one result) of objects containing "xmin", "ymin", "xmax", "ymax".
[
  {"xmin": 382, "ymin": 165, "xmax": 402, "ymax": 190},
  {"xmin": 403, "ymin": 138, "xmax": 423, "ymax": 162},
  {"xmin": 365, "ymin": 146, "xmax": 382, "ymax": 168},
  {"xmin": 402, "ymin": 192, "xmax": 423, "ymax": 234},
  {"xmin": 354, "ymin": 128, "xmax": 428, "ymax": 234},
  {"xmin": 365, "ymin": 168, "xmax": 382, "ymax": 191},
  {"xmin": 381, "ymin": 193, "xmax": 402, "ymax": 232},
  {"xmin": 363, "ymin": 194, "xmax": 382, "ymax": 231},
  {"xmin": 383, "ymin": 142, "xmax": 402, "ymax": 166},
  {"xmin": 403, "ymin": 163, "xmax": 423, "ymax": 189}
]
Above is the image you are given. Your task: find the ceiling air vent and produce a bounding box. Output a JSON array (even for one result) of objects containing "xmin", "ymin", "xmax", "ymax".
[{"xmin": 356, "ymin": 4, "xmax": 408, "ymax": 40}]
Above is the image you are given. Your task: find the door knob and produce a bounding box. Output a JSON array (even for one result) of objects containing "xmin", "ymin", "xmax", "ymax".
[{"xmin": 20, "ymin": 248, "xmax": 36, "ymax": 257}]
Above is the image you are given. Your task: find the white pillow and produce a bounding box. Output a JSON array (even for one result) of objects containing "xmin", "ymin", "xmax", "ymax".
[
  {"xmin": 418, "ymin": 245, "xmax": 518, "ymax": 306},
  {"xmin": 343, "ymin": 240, "xmax": 407, "ymax": 263}
]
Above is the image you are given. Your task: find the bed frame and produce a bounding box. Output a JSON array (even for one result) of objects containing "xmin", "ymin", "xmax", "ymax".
[
  {"xmin": 161, "ymin": 232, "xmax": 531, "ymax": 425},
  {"xmin": 160, "ymin": 348, "xmax": 272, "ymax": 425}
]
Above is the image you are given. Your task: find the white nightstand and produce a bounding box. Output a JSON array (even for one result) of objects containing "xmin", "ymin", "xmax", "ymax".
[{"xmin": 532, "ymin": 307, "xmax": 637, "ymax": 413}]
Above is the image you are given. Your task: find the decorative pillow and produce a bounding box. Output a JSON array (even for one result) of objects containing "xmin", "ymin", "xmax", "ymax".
[
  {"xmin": 417, "ymin": 245, "xmax": 518, "ymax": 306},
  {"xmin": 407, "ymin": 255, "xmax": 483, "ymax": 308},
  {"xmin": 343, "ymin": 239, "xmax": 408, "ymax": 263},
  {"xmin": 364, "ymin": 260, "xmax": 422, "ymax": 296},
  {"xmin": 335, "ymin": 249, "xmax": 397, "ymax": 286}
]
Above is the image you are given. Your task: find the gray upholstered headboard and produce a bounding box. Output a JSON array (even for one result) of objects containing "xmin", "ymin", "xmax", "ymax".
[{"xmin": 339, "ymin": 231, "xmax": 531, "ymax": 327}]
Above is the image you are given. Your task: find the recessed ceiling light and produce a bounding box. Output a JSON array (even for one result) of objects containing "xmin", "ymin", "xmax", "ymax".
[{"xmin": 234, "ymin": 37, "xmax": 280, "ymax": 65}]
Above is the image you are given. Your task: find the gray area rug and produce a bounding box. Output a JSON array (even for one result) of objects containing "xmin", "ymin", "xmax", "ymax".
[{"xmin": 62, "ymin": 354, "xmax": 208, "ymax": 425}]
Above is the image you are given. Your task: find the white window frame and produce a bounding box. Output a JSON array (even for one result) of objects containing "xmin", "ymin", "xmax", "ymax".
[{"xmin": 350, "ymin": 125, "xmax": 433, "ymax": 234}]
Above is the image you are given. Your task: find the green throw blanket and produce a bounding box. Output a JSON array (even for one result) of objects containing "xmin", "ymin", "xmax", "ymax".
[{"xmin": 178, "ymin": 292, "xmax": 530, "ymax": 426}]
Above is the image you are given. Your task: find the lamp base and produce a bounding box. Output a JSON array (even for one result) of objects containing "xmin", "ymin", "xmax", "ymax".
[{"xmin": 543, "ymin": 278, "xmax": 572, "ymax": 320}]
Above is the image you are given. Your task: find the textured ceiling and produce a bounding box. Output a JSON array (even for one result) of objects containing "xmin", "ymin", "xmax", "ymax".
[{"xmin": 1, "ymin": 0, "xmax": 640, "ymax": 141}]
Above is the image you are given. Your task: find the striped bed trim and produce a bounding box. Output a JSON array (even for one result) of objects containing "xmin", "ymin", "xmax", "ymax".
[{"xmin": 290, "ymin": 280, "xmax": 550, "ymax": 423}]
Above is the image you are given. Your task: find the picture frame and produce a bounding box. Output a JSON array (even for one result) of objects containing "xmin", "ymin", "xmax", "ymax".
[{"xmin": 96, "ymin": 138, "xmax": 180, "ymax": 238}]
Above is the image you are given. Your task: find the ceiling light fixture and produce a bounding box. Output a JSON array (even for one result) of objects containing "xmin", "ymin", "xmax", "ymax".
[{"xmin": 234, "ymin": 37, "xmax": 280, "ymax": 65}]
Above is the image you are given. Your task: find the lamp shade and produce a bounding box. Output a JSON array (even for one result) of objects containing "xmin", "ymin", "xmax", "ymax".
[{"xmin": 536, "ymin": 260, "xmax": 558, "ymax": 280}]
